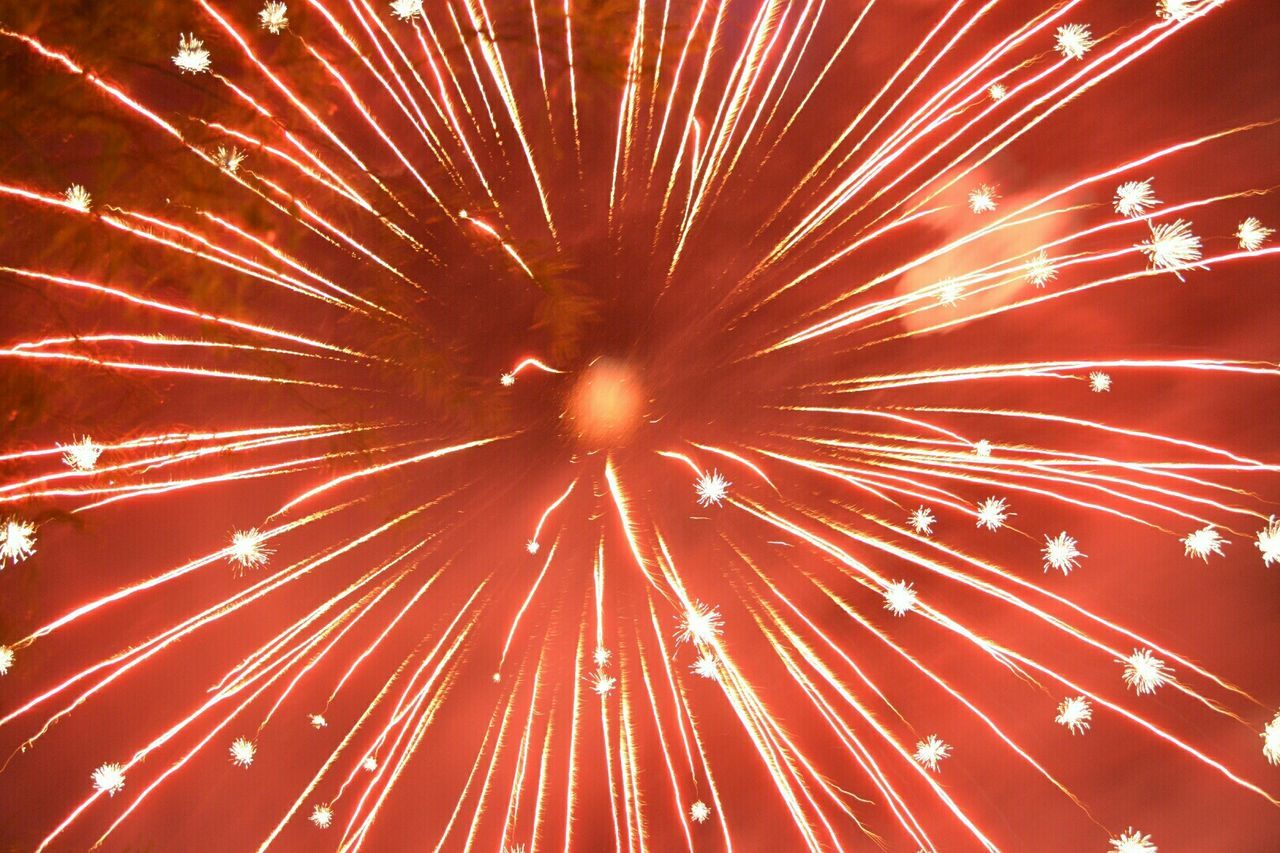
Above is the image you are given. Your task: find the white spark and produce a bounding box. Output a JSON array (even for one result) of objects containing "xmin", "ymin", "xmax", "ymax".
[
  {"xmin": 677, "ymin": 601, "xmax": 723, "ymax": 645},
  {"xmin": 389, "ymin": 0, "xmax": 424, "ymax": 21},
  {"xmin": 1054, "ymin": 24, "xmax": 1094, "ymax": 60},
  {"xmin": 912, "ymin": 735, "xmax": 951, "ymax": 771},
  {"xmin": 0, "ymin": 645, "xmax": 13, "ymax": 676},
  {"xmin": 64, "ymin": 184, "xmax": 91, "ymax": 212},
  {"xmin": 229, "ymin": 528, "xmax": 272, "ymax": 570},
  {"xmin": 1136, "ymin": 219, "xmax": 1203, "ymax": 276},
  {"xmin": 1123, "ymin": 649, "xmax": 1172, "ymax": 695},
  {"xmin": 60, "ymin": 435, "xmax": 103, "ymax": 470},
  {"xmin": 1114, "ymin": 179, "xmax": 1159, "ymax": 218},
  {"xmin": 690, "ymin": 800, "xmax": 711, "ymax": 823},
  {"xmin": 309, "ymin": 713, "xmax": 327, "ymax": 729},
  {"xmin": 500, "ymin": 372, "xmax": 515, "ymax": 386},
  {"xmin": 92, "ymin": 762, "xmax": 126, "ymax": 797},
  {"xmin": 1054, "ymin": 696, "xmax": 1093, "ymax": 734},
  {"xmin": 936, "ymin": 278, "xmax": 966, "ymax": 306},
  {"xmin": 691, "ymin": 653, "xmax": 719, "ymax": 680},
  {"xmin": 1042, "ymin": 532, "xmax": 1083, "ymax": 575},
  {"xmin": 173, "ymin": 34, "xmax": 211, "ymax": 74},
  {"xmin": 1181, "ymin": 524, "xmax": 1226, "ymax": 562},
  {"xmin": 975, "ymin": 497, "xmax": 1012, "ymax": 531},
  {"xmin": 1109, "ymin": 828, "xmax": 1157, "ymax": 852},
  {"xmin": 1156, "ymin": 0, "xmax": 1195, "ymax": 22},
  {"xmin": 973, "ymin": 439, "xmax": 992, "ymax": 458},
  {"xmin": 259, "ymin": 2, "xmax": 289, "ymax": 33},
  {"xmin": 363, "ymin": 756, "xmax": 378, "ymax": 772},
  {"xmin": 229, "ymin": 737, "xmax": 256, "ymax": 767},
  {"xmin": 593, "ymin": 646, "xmax": 612, "ymax": 667},
  {"xmin": 1262, "ymin": 711, "xmax": 1280, "ymax": 765},
  {"xmin": 215, "ymin": 145, "xmax": 246, "ymax": 173},
  {"xmin": 1088, "ymin": 371, "xmax": 1112, "ymax": 393},
  {"xmin": 908, "ymin": 505, "xmax": 936, "ymax": 535},
  {"xmin": 1256, "ymin": 516, "xmax": 1280, "ymax": 567},
  {"xmin": 695, "ymin": 469, "xmax": 730, "ymax": 506},
  {"xmin": 591, "ymin": 671, "xmax": 616, "ymax": 696},
  {"xmin": 0, "ymin": 517, "xmax": 37, "ymax": 567},
  {"xmin": 310, "ymin": 803, "xmax": 334, "ymax": 828},
  {"xmin": 525, "ymin": 539, "xmax": 539, "ymax": 554},
  {"xmin": 967, "ymin": 184, "xmax": 999, "ymax": 213},
  {"xmin": 883, "ymin": 581, "xmax": 918, "ymax": 617},
  {"xmin": 987, "ymin": 83, "xmax": 1007, "ymax": 101},
  {"xmin": 1024, "ymin": 250, "xmax": 1057, "ymax": 287},
  {"xmin": 1236, "ymin": 217, "xmax": 1273, "ymax": 251}
]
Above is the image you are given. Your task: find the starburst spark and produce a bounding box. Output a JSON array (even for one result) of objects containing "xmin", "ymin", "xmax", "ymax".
[
  {"xmin": 1114, "ymin": 179, "xmax": 1159, "ymax": 218},
  {"xmin": 677, "ymin": 601, "xmax": 723, "ymax": 645},
  {"xmin": 1042, "ymin": 532, "xmax": 1083, "ymax": 575},
  {"xmin": 0, "ymin": 517, "xmax": 37, "ymax": 567},
  {"xmin": 91, "ymin": 763, "xmax": 125, "ymax": 797},
  {"xmin": 1123, "ymin": 649, "xmax": 1173, "ymax": 695},
  {"xmin": 1088, "ymin": 371, "xmax": 1112, "ymax": 392},
  {"xmin": 1256, "ymin": 516, "xmax": 1280, "ymax": 567},
  {"xmin": 883, "ymin": 580, "xmax": 918, "ymax": 617},
  {"xmin": 967, "ymin": 184, "xmax": 999, "ymax": 213},
  {"xmin": 1263, "ymin": 712, "xmax": 1280, "ymax": 765},
  {"xmin": 214, "ymin": 145, "xmax": 245, "ymax": 173},
  {"xmin": 590, "ymin": 671, "xmax": 616, "ymax": 697},
  {"xmin": 690, "ymin": 800, "xmax": 711, "ymax": 823},
  {"xmin": 227, "ymin": 527, "xmax": 272, "ymax": 570},
  {"xmin": 229, "ymin": 737, "xmax": 256, "ymax": 767},
  {"xmin": 1054, "ymin": 696, "xmax": 1093, "ymax": 734},
  {"xmin": 1024, "ymin": 250, "xmax": 1057, "ymax": 287},
  {"xmin": 1136, "ymin": 219, "xmax": 1203, "ymax": 276},
  {"xmin": 1054, "ymin": 24, "xmax": 1095, "ymax": 60},
  {"xmin": 172, "ymin": 34, "xmax": 210, "ymax": 75},
  {"xmin": 912, "ymin": 735, "xmax": 951, "ymax": 772},
  {"xmin": 388, "ymin": 0, "xmax": 424, "ymax": 22},
  {"xmin": 1109, "ymin": 827, "xmax": 1157, "ymax": 852},
  {"xmin": 694, "ymin": 469, "xmax": 730, "ymax": 506},
  {"xmin": 1182, "ymin": 524, "xmax": 1226, "ymax": 561},
  {"xmin": 907, "ymin": 505, "xmax": 936, "ymax": 535},
  {"xmin": 59, "ymin": 435, "xmax": 103, "ymax": 470},
  {"xmin": 975, "ymin": 497, "xmax": 1012, "ymax": 531},
  {"xmin": 1236, "ymin": 217, "xmax": 1273, "ymax": 251},
  {"xmin": 691, "ymin": 653, "xmax": 719, "ymax": 680},
  {"xmin": 63, "ymin": 184, "xmax": 90, "ymax": 212},
  {"xmin": 0, "ymin": 645, "xmax": 13, "ymax": 676},
  {"xmin": 258, "ymin": 2, "xmax": 288, "ymax": 34},
  {"xmin": 309, "ymin": 803, "xmax": 333, "ymax": 828}
]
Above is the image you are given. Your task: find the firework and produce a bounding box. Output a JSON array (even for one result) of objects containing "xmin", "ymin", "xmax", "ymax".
[{"xmin": 0, "ymin": 0, "xmax": 1277, "ymax": 849}]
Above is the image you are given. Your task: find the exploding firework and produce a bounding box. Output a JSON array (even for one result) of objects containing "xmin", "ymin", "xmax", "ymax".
[{"xmin": 0, "ymin": 0, "xmax": 1277, "ymax": 850}]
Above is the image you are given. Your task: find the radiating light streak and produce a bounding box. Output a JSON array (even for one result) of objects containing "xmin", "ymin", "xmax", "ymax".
[
  {"xmin": 498, "ymin": 538, "xmax": 560, "ymax": 673},
  {"xmin": 0, "ymin": 265, "xmax": 364, "ymax": 359},
  {"xmin": 276, "ymin": 434, "xmax": 515, "ymax": 515},
  {"xmin": 527, "ymin": 479, "xmax": 576, "ymax": 554}
]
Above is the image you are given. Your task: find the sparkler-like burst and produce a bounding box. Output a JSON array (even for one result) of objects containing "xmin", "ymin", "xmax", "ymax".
[{"xmin": 0, "ymin": 0, "xmax": 1278, "ymax": 849}]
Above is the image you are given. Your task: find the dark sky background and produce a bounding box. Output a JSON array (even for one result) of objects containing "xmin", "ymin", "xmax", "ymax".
[{"xmin": 0, "ymin": 0, "xmax": 1278, "ymax": 850}]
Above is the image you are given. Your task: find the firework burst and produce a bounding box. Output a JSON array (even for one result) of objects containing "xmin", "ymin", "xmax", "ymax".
[{"xmin": 0, "ymin": 0, "xmax": 1277, "ymax": 849}]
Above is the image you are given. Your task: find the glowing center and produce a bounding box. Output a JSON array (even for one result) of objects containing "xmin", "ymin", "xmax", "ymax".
[{"xmin": 567, "ymin": 359, "xmax": 644, "ymax": 447}]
